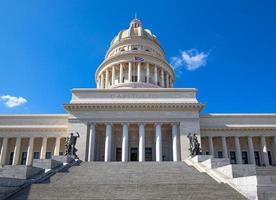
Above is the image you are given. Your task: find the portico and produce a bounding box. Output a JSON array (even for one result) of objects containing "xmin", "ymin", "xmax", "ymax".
[{"xmin": 87, "ymin": 122, "xmax": 180, "ymax": 162}]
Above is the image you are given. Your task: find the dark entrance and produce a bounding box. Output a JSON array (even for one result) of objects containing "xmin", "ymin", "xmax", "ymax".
[
  {"xmin": 242, "ymin": 151, "xmax": 248, "ymax": 164},
  {"xmin": 145, "ymin": 147, "xmax": 152, "ymax": 161},
  {"xmin": 130, "ymin": 148, "xmax": 138, "ymax": 161},
  {"xmin": 230, "ymin": 151, "xmax": 236, "ymax": 164},
  {"xmin": 255, "ymin": 151, "xmax": 261, "ymax": 166},
  {"xmin": 21, "ymin": 152, "xmax": 27, "ymax": 165},
  {"xmin": 116, "ymin": 148, "xmax": 122, "ymax": 161}
]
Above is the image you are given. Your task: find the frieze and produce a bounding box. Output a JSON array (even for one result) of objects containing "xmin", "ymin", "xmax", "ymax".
[
  {"xmin": 64, "ymin": 103, "xmax": 204, "ymax": 112},
  {"xmin": 110, "ymin": 93, "xmax": 159, "ymax": 98}
]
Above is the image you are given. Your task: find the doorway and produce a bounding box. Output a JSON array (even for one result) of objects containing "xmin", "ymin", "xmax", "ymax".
[
  {"xmin": 145, "ymin": 147, "xmax": 152, "ymax": 161},
  {"xmin": 130, "ymin": 148, "xmax": 138, "ymax": 161}
]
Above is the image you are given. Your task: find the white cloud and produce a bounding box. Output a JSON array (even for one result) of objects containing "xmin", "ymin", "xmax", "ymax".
[
  {"xmin": 0, "ymin": 95, "xmax": 27, "ymax": 108},
  {"xmin": 171, "ymin": 49, "xmax": 208, "ymax": 71}
]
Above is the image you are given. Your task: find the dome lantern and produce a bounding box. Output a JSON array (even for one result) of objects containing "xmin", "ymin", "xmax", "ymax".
[{"xmin": 130, "ymin": 18, "xmax": 141, "ymax": 28}]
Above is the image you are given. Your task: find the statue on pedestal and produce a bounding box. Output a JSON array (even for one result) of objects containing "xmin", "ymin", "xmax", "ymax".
[
  {"xmin": 65, "ymin": 132, "xmax": 80, "ymax": 159},
  {"xmin": 187, "ymin": 133, "xmax": 202, "ymax": 156}
]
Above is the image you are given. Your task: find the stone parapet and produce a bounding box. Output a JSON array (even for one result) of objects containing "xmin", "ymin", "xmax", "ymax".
[
  {"xmin": 33, "ymin": 159, "xmax": 63, "ymax": 170},
  {"xmin": 0, "ymin": 165, "xmax": 44, "ymax": 179}
]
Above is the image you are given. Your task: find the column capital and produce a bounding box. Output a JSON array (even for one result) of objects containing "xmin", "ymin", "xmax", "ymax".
[
  {"xmin": 138, "ymin": 122, "xmax": 145, "ymax": 126},
  {"xmin": 87, "ymin": 122, "xmax": 96, "ymax": 126},
  {"xmin": 121, "ymin": 122, "xmax": 129, "ymax": 126},
  {"xmin": 105, "ymin": 122, "xmax": 113, "ymax": 126},
  {"xmin": 154, "ymin": 122, "xmax": 162, "ymax": 127},
  {"xmin": 171, "ymin": 122, "xmax": 179, "ymax": 126}
]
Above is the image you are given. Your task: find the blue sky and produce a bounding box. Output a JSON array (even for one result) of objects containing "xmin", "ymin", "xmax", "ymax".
[{"xmin": 0, "ymin": 0, "xmax": 276, "ymax": 114}]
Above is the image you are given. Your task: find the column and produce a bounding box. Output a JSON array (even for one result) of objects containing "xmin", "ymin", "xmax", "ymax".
[
  {"xmin": 208, "ymin": 136, "xmax": 214, "ymax": 156},
  {"xmin": 221, "ymin": 136, "xmax": 228, "ymax": 158},
  {"xmin": 146, "ymin": 63, "xmax": 150, "ymax": 83},
  {"xmin": 248, "ymin": 136, "xmax": 256, "ymax": 165},
  {"xmin": 88, "ymin": 123, "xmax": 96, "ymax": 162},
  {"xmin": 273, "ymin": 136, "xmax": 276, "ymax": 165},
  {"xmin": 166, "ymin": 73, "xmax": 170, "ymax": 88},
  {"xmin": 119, "ymin": 63, "xmax": 123, "ymax": 83},
  {"xmin": 161, "ymin": 68, "xmax": 164, "ymax": 87},
  {"xmin": 172, "ymin": 123, "xmax": 178, "ymax": 162},
  {"xmin": 155, "ymin": 123, "xmax": 162, "ymax": 162},
  {"xmin": 105, "ymin": 68, "xmax": 109, "ymax": 88},
  {"xmin": 0, "ymin": 138, "xmax": 8, "ymax": 166},
  {"xmin": 54, "ymin": 137, "xmax": 61, "ymax": 156},
  {"xmin": 137, "ymin": 62, "xmax": 141, "ymax": 82},
  {"xmin": 12, "ymin": 137, "xmax": 21, "ymax": 165},
  {"xmin": 26, "ymin": 137, "xmax": 34, "ymax": 166},
  {"xmin": 128, "ymin": 62, "xmax": 132, "ymax": 82},
  {"xmin": 260, "ymin": 136, "xmax": 269, "ymax": 166},
  {"xmin": 112, "ymin": 65, "xmax": 115, "ymax": 85},
  {"xmin": 122, "ymin": 123, "xmax": 128, "ymax": 162},
  {"xmin": 154, "ymin": 65, "xmax": 158, "ymax": 85},
  {"xmin": 104, "ymin": 123, "xmax": 112, "ymax": 162},
  {"xmin": 100, "ymin": 73, "xmax": 104, "ymax": 88},
  {"xmin": 40, "ymin": 137, "xmax": 47, "ymax": 159},
  {"xmin": 139, "ymin": 123, "xmax": 145, "ymax": 162},
  {"xmin": 235, "ymin": 136, "xmax": 242, "ymax": 164}
]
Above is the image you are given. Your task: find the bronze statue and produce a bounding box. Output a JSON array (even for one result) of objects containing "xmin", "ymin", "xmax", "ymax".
[
  {"xmin": 187, "ymin": 133, "xmax": 202, "ymax": 156},
  {"xmin": 65, "ymin": 132, "xmax": 80, "ymax": 159}
]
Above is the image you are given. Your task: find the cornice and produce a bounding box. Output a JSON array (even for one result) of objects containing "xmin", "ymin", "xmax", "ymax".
[
  {"xmin": 201, "ymin": 126, "xmax": 276, "ymax": 131},
  {"xmin": 0, "ymin": 125, "xmax": 68, "ymax": 132},
  {"xmin": 71, "ymin": 88, "xmax": 197, "ymax": 93},
  {"xmin": 64, "ymin": 103, "xmax": 204, "ymax": 112},
  {"xmin": 0, "ymin": 114, "xmax": 69, "ymax": 119},
  {"xmin": 200, "ymin": 113, "xmax": 276, "ymax": 118}
]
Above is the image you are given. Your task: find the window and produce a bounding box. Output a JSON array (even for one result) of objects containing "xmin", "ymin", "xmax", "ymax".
[
  {"xmin": 21, "ymin": 152, "xmax": 27, "ymax": 165},
  {"xmin": 205, "ymin": 151, "xmax": 209, "ymax": 155},
  {"xmin": 230, "ymin": 151, "xmax": 236, "ymax": 164},
  {"xmin": 132, "ymin": 47, "xmax": 138, "ymax": 51},
  {"xmin": 59, "ymin": 152, "xmax": 64, "ymax": 156},
  {"xmin": 33, "ymin": 152, "xmax": 40, "ymax": 159},
  {"xmin": 46, "ymin": 152, "xmax": 52, "ymax": 159},
  {"xmin": 242, "ymin": 151, "xmax": 248, "ymax": 164},
  {"xmin": 218, "ymin": 151, "xmax": 223, "ymax": 158}
]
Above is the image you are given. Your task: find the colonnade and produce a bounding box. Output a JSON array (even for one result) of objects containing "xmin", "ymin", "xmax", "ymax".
[
  {"xmin": 0, "ymin": 137, "xmax": 63, "ymax": 166},
  {"xmin": 88, "ymin": 122, "xmax": 179, "ymax": 162},
  {"xmin": 97, "ymin": 62, "xmax": 173, "ymax": 88},
  {"xmin": 205, "ymin": 135, "xmax": 276, "ymax": 166}
]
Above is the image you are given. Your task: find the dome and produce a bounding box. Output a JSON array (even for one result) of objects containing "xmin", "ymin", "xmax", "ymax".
[
  {"xmin": 95, "ymin": 18, "xmax": 176, "ymax": 90},
  {"xmin": 110, "ymin": 18, "xmax": 160, "ymax": 46}
]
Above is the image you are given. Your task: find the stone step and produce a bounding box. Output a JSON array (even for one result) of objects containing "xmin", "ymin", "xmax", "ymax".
[{"xmin": 9, "ymin": 162, "xmax": 247, "ymax": 200}]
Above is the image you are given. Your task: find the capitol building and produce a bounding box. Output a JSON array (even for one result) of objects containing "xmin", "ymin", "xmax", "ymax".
[{"xmin": 1, "ymin": 18, "xmax": 276, "ymax": 200}]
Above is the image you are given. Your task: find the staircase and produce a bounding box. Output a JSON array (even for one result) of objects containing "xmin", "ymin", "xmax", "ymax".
[{"xmin": 9, "ymin": 162, "xmax": 247, "ymax": 200}]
